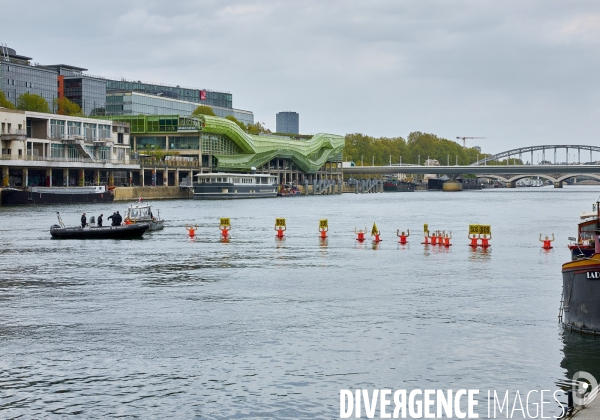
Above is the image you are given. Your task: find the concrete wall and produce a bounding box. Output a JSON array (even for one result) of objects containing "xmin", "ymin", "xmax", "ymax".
[{"xmin": 113, "ymin": 186, "xmax": 191, "ymax": 201}]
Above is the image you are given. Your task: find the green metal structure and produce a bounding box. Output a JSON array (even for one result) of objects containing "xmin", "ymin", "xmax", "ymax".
[{"xmin": 100, "ymin": 114, "xmax": 344, "ymax": 174}]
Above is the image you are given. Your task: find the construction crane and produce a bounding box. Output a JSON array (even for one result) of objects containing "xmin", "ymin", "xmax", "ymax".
[{"xmin": 456, "ymin": 136, "xmax": 486, "ymax": 149}]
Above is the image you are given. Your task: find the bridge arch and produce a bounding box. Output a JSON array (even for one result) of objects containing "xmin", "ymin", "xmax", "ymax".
[
  {"xmin": 471, "ymin": 145, "xmax": 600, "ymax": 166},
  {"xmin": 556, "ymin": 174, "xmax": 600, "ymax": 183},
  {"xmin": 507, "ymin": 174, "xmax": 557, "ymax": 183},
  {"xmin": 475, "ymin": 175, "xmax": 509, "ymax": 183}
]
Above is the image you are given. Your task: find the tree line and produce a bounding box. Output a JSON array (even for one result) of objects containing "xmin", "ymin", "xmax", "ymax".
[
  {"xmin": 0, "ymin": 90, "xmax": 84, "ymax": 116},
  {"xmin": 344, "ymin": 132, "xmax": 521, "ymax": 166}
]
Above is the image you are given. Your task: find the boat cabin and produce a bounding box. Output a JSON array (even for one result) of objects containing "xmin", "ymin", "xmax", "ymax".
[{"xmin": 194, "ymin": 173, "xmax": 278, "ymax": 186}]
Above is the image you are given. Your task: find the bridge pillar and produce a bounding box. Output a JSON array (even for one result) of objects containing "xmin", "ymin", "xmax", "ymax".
[
  {"xmin": 554, "ymin": 181, "xmax": 563, "ymax": 188},
  {"xmin": 507, "ymin": 180, "xmax": 516, "ymax": 188}
]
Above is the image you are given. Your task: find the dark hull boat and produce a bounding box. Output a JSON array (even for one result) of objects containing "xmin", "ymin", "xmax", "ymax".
[
  {"xmin": 383, "ymin": 180, "xmax": 415, "ymax": 192},
  {"xmin": 562, "ymin": 256, "xmax": 600, "ymax": 333},
  {"xmin": 50, "ymin": 223, "xmax": 149, "ymax": 239},
  {"xmin": 2, "ymin": 186, "xmax": 114, "ymax": 206},
  {"xmin": 561, "ymin": 202, "xmax": 600, "ymax": 333}
]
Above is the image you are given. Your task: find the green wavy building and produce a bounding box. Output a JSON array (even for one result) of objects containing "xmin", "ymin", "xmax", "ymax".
[{"xmin": 99, "ymin": 114, "xmax": 344, "ymax": 187}]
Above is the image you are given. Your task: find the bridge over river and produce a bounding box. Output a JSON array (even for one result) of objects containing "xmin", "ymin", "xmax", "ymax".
[{"xmin": 342, "ymin": 145, "xmax": 600, "ymax": 188}]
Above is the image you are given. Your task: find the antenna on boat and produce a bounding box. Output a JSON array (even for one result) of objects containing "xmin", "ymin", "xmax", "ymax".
[{"xmin": 56, "ymin": 212, "xmax": 65, "ymax": 228}]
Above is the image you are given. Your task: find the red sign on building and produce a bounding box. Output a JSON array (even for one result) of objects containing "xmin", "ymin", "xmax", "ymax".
[{"xmin": 200, "ymin": 90, "xmax": 207, "ymax": 100}]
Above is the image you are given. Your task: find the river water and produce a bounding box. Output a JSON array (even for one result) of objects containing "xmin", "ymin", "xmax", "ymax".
[{"xmin": 1, "ymin": 187, "xmax": 600, "ymax": 418}]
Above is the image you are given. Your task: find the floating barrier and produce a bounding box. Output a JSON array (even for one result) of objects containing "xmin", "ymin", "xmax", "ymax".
[
  {"xmin": 430, "ymin": 231, "xmax": 438, "ymax": 245},
  {"xmin": 397, "ymin": 229, "xmax": 410, "ymax": 244},
  {"xmin": 469, "ymin": 224, "xmax": 491, "ymax": 248},
  {"xmin": 186, "ymin": 223, "xmax": 198, "ymax": 238},
  {"xmin": 480, "ymin": 235, "xmax": 491, "ymax": 248},
  {"xmin": 220, "ymin": 218, "xmax": 231, "ymax": 239},
  {"xmin": 371, "ymin": 223, "xmax": 382, "ymax": 243},
  {"xmin": 355, "ymin": 227, "xmax": 367, "ymax": 242},
  {"xmin": 275, "ymin": 218, "xmax": 286, "ymax": 239},
  {"xmin": 443, "ymin": 231, "xmax": 452, "ymax": 247},
  {"xmin": 540, "ymin": 233, "xmax": 554, "ymax": 249},
  {"xmin": 319, "ymin": 219, "xmax": 328, "ymax": 239}
]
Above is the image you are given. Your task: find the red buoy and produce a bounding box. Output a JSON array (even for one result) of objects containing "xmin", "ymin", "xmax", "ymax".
[
  {"xmin": 356, "ymin": 231, "xmax": 365, "ymax": 242},
  {"xmin": 186, "ymin": 224, "xmax": 197, "ymax": 238},
  {"xmin": 397, "ymin": 229, "xmax": 409, "ymax": 244},
  {"xmin": 373, "ymin": 233, "xmax": 382, "ymax": 243},
  {"xmin": 221, "ymin": 227, "xmax": 230, "ymax": 239},
  {"xmin": 469, "ymin": 235, "xmax": 479, "ymax": 248},
  {"xmin": 276, "ymin": 228, "xmax": 285, "ymax": 239},
  {"xmin": 540, "ymin": 234, "xmax": 554, "ymax": 250},
  {"xmin": 480, "ymin": 236, "xmax": 490, "ymax": 248}
]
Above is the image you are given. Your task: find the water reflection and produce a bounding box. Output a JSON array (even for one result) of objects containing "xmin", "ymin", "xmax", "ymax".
[
  {"xmin": 469, "ymin": 247, "xmax": 491, "ymax": 260},
  {"xmin": 560, "ymin": 330, "xmax": 600, "ymax": 384}
]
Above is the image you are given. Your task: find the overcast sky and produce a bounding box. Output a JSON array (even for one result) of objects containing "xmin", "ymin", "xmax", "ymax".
[{"xmin": 3, "ymin": 0, "xmax": 600, "ymax": 153}]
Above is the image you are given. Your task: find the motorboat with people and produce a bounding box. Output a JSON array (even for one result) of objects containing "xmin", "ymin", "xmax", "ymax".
[
  {"xmin": 124, "ymin": 199, "xmax": 165, "ymax": 231},
  {"xmin": 50, "ymin": 212, "xmax": 148, "ymax": 239},
  {"xmin": 561, "ymin": 199, "xmax": 600, "ymax": 333}
]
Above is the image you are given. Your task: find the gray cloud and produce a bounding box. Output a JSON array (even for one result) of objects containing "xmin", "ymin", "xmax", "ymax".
[{"xmin": 3, "ymin": 0, "xmax": 600, "ymax": 153}]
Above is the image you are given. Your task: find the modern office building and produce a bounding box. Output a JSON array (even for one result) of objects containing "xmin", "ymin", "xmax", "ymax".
[
  {"xmin": 276, "ymin": 111, "xmax": 299, "ymax": 134},
  {"xmin": 0, "ymin": 47, "xmax": 59, "ymax": 110},
  {"xmin": 105, "ymin": 92, "xmax": 253, "ymax": 125},
  {"xmin": 0, "ymin": 45, "xmax": 240, "ymax": 119},
  {"xmin": 43, "ymin": 65, "xmax": 108, "ymax": 115},
  {"xmin": 103, "ymin": 79, "xmax": 232, "ymax": 109},
  {"xmin": 100, "ymin": 114, "xmax": 344, "ymax": 187}
]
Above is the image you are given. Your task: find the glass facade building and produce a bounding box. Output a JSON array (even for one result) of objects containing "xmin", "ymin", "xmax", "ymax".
[
  {"xmin": 104, "ymin": 79, "xmax": 232, "ymax": 109},
  {"xmin": 106, "ymin": 92, "xmax": 253, "ymax": 125},
  {"xmin": 64, "ymin": 77, "xmax": 106, "ymax": 115},
  {"xmin": 276, "ymin": 112, "xmax": 300, "ymax": 135},
  {"xmin": 0, "ymin": 61, "xmax": 58, "ymax": 110}
]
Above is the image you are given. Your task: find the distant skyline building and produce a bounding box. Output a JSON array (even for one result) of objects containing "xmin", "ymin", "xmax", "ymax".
[{"xmin": 276, "ymin": 111, "xmax": 299, "ymax": 134}]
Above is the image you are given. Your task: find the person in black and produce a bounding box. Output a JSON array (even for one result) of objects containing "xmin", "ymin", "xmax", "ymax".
[
  {"xmin": 81, "ymin": 212, "xmax": 87, "ymax": 228},
  {"xmin": 108, "ymin": 211, "xmax": 122, "ymax": 226},
  {"xmin": 114, "ymin": 211, "xmax": 122, "ymax": 225},
  {"xmin": 98, "ymin": 214, "xmax": 103, "ymax": 227}
]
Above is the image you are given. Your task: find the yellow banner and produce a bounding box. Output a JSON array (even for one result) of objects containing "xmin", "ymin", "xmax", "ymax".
[
  {"xmin": 220, "ymin": 218, "xmax": 230, "ymax": 227},
  {"xmin": 479, "ymin": 225, "xmax": 491, "ymax": 235},
  {"xmin": 275, "ymin": 218, "xmax": 286, "ymax": 227},
  {"xmin": 371, "ymin": 223, "xmax": 379, "ymax": 236},
  {"xmin": 319, "ymin": 219, "xmax": 328, "ymax": 229},
  {"xmin": 424, "ymin": 223, "xmax": 429, "ymax": 233},
  {"xmin": 469, "ymin": 224, "xmax": 480, "ymax": 235}
]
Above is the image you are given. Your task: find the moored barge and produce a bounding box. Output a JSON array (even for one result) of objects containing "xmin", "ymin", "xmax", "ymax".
[{"xmin": 192, "ymin": 172, "xmax": 278, "ymax": 200}]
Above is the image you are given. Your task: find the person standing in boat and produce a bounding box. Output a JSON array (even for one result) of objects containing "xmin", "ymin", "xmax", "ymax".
[
  {"xmin": 81, "ymin": 213, "xmax": 87, "ymax": 228},
  {"xmin": 98, "ymin": 214, "xmax": 103, "ymax": 227},
  {"xmin": 108, "ymin": 211, "xmax": 123, "ymax": 226}
]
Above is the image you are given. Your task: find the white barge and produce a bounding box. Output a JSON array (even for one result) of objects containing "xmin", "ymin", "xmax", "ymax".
[{"xmin": 192, "ymin": 172, "xmax": 278, "ymax": 200}]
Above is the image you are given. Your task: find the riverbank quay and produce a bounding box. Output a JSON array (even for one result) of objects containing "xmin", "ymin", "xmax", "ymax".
[
  {"xmin": 566, "ymin": 394, "xmax": 600, "ymax": 419},
  {"xmin": 113, "ymin": 186, "xmax": 191, "ymax": 201}
]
